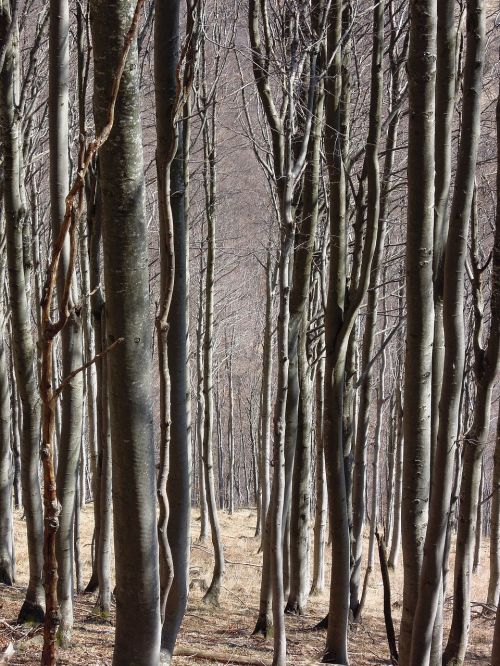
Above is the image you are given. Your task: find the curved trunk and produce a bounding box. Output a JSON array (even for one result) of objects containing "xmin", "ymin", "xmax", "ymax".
[
  {"xmin": 201, "ymin": 89, "xmax": 225, "ymax": 605},
  {"xmin": 323, "ymin": 0, "xmax": 384, "ymax": 659},
  {"xmin": 0, "ymin": 3, "xmax": 44, "ymax": 623},
  {"xmin": 409, "ymin": 0, "xmax": 485, "ymax": 660},
  {"xmin": 443, "ymin": 65, "xmax": 500, "ymax": 665},
  {"xmin": 286, "ymin": 73, "xmax": 324, "ymax": 614},
  {"xmin": 350, "ymin": 44, "xmax": 401, "ymax": 612},
  {"xmin": 430, "ymin": 0, "xmax": 457, "ymax": 477}
]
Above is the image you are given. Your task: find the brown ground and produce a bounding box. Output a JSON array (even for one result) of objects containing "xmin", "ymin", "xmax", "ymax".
[{"xmin": 0, "ymin": 506, "xmax": 495, "ymax": 664}]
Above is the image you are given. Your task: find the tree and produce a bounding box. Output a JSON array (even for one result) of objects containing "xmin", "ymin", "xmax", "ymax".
[
  {"xmin": 154, "ymin": 0, "xmax": 197, "ymax": 657},
  {"xmin": 323, "ymin": 0, "xmax": 384, "ymax": 658},
  {"xmin": 89, "ymin": 1, "xmax": 161, "ymax": 663},
  {"xmin": 443, "ymin": 62, "xmax": 500, "ymax": 662},
  {"xmin": 198, "ymin": 16, "xmax": 226, "ymax": 606},
  {"xmin": 410, "ymin": 0, "xmax": 486, "ymax": 659},
  {"xmin": 0, "ymin": 219, "xmax": 13, "ymax": 586},
  {"xmin": 49, "ymin": 0, "xmax": 84, "ymax": 644},
  {"xmin": 0, "ymin": 0, "xmax": 45, "ymax": 623},
  {"xmin": 488, "ymin": 401, "xmax": 500, "ymax": 606},
  {"xmin": 399, "ymin": 0, "xmax": 436, "ymax": 660}
]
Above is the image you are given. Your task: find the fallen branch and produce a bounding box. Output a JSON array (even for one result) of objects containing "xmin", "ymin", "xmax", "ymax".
[
  {"xmin": 173, "ymin": 646, "xmax": 271, "ymax": 665},
  {"xmin": 54, "ymin": 337, "xmax": 124, "ymax": 398},
  {"xmin": 192, "ymin": 543, "xmax": 262, "ymax": 568}
]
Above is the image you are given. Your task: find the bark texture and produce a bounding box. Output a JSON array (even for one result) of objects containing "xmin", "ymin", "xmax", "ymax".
[
  {"xmin": 90, "ymin": 1, "xmax": 161, "ymax": 662},
  {"xmin": 400, "ymin": 0, "xmax": 436, "ymax": 658},
  {"xmin": 0, "ymin": 0, "xmax": 45, "ymax": 623}
]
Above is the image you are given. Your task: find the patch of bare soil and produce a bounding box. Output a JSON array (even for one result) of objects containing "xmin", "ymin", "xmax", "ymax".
[{"xmin": 0, "ymin": 507, "xmax": 495, "ymax": 664}]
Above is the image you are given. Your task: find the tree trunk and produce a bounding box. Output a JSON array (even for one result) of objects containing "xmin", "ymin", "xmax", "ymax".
[
  {"xmin": 0, "ymin": 228, "xmax": 14, "ymax": 585},
  {"xmin": 358, "ymin": 362, "xmax": 385, "ymax": 621},
  {"xmin": 487, "ymin": 401, "xmax": 500, "ymax": 606},
  {"xmin": 323, "ymin": 0, "xmax": 384, "ymax": 659},
  {"xmin": 311, "ymin": 345, "xmax": 327, "ymax": 594},
  {"xmin": 259, "ymin": 249, "xmax": 275, "ymax": 551},
  {"xmin": 286, "ymin": 70, "xmax": 324, "ymax": 614},
  {"xmin": 0, "ymin": 2, "xmax": 45, "ymax": 623},
  {"xmin": 286, "ymin": 316, "xmax": 313, "ymax": 614},
  {"xmin": 73, "ymin": 472, "xmax": 83, "ymax": 595},
  {"xmin": 84, "ymin": 177, "xmax": 105, "ymax": 596},
  {"xmin": 492, "ymin": 597, "xmax": 500, "ymax": 665},
  {"xmin": 388, "ymin": 386, "xmax": 403, "ymax": 569},
  {"xmin": 227, "ymin": 343, "xmax": 235, "ymax": 515},
  {"xmin": 409, "ymin": 0, "xmax": 485, "ymax": 660},
  {"xmin": 322, "ymin": 0, "xmax": 349, "ymax": 658},
  {"xmin": 10, "ymin": 358, "xmax": 21, "ymax": 511},
  {"xmin": 200, "ymin": 68, "xmax": 225, "ymax": 605},
  {"xmin": 90, "ymin": 1, "xmax": 161, "ymax": 662},
  {"xmin": 97, "ymin": 318, "xmax": 112, "ymax": 618},
  {"xmin": 430, "ymin": 0, "xmax": 456, "ymax": 483},
  {"xmin": 400, "ymin": 0, "xmax": 437, "ymax": 658},
  {"xmin": 350, "ymin": 82, "xmax": 400, "ymax": 614},
  {"xmin": 472, "ymin": 457, "xmax": 483, "ymax": 573},
  {"xmin": 196, "ymin": 249, "xmax": 209, "ymax": 542},
  {"xmin": 443, "ymin": 60, "xmax": 500, "ymax": 664},
  {"xmin": 155, "ymin": 2, "xmax": 193, "ymax": 656},
  {"xmin": 49, "ymin": 0, "xmax": 85, "ymax": 644}
]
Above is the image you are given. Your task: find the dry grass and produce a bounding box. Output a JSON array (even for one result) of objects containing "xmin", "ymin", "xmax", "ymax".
[{"xmin": 0, "ymin": 506, "xmax": 495, "ymax": 664}]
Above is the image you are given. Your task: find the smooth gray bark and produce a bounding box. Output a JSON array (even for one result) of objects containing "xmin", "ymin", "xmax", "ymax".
[
  {"xmin": 430, "ymin": 0, "xmax": 457, "ymax": 478},
  {"xmin": 488, "ymin": 401, "xmax": 500, "ymax": 606},
  {"xmin": 400, "ymin": 0, "xmax": 437, "ymax": 658},
  {"xmin": 259, "ymin": 249, "xmax": 275, "ymax": 552},
  {"xmin": 90, "ymin": 1, "xmax": 161, "ymax": 662},
  {"xmin": 200, "ymin": 61, "xmax": 225, "ymax": 605},
  {"xmin": 50, "ymin": 0, "xmax": 85, "ymax": 643},
  {"xmin": 409, "ymin": 0, "xmax": 485, "ymax": 660},
  {"xmin": 0, "ymin": 221, "xmax": 14, "ymax": 585},
  {"xmin": 286, "ymin": 70, "xmax": 324, "ymax": 614},
  {"xmin": 388, "ymin": 386, "xmax": 403, "ymax": 569},
  {"xmin": 10, "ymin": 357, "xmax": 21, "ymax": 511},
  {"xmin": 196, "ymin": 249, "xmax": 208, "ymax": 542},
  {"xmin": 155, "ymin": 0, "xmax": 191, "ymax": 656},
  {"xmin": 443, "ymin": 59, "xmax": 500, "ymax": 663},
  {"xmin": 96, "ymin": 318, "xmax": 112, "ymax": 617},
  {"xmin": 323, "ymin": 0, "xmax": 383, "ymax": 659},
  {"xmin": 0, "ymin": 1, "xmax": 44, "ymax": 622},
  {"xmin": 473, "ymin": 459, "xmax": 484, "ymax": 573},
  {"xmin": 312, "ymin": 343, "xmax": 327, "ymax": 594}
]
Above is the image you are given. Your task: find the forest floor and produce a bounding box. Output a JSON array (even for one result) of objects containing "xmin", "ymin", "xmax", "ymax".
[{"xmin": 0, "ymin": 506, "xmax": 495, "ymax": 664}]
